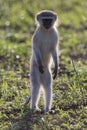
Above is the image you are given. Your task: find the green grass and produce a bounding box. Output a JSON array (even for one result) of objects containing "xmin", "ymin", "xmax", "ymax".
[{"xmin": 0, "ymin": 0, "xmax": 87, "ymax": 130}]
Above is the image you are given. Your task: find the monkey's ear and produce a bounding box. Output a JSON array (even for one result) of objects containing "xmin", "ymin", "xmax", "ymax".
[
  {"xmin": 36, "ymin": 14, "xmax": 40, "ymax": 21},
  {"xmin": 54, "ymin": 13, "xmax": 58, "ymax": 27},
  {"xmin": 54, "ymin": 13, "xmax": 58, "ymax": 20}
]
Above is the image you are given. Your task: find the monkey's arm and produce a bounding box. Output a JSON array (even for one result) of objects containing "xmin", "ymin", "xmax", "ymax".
[
  {"xmin": 33, "ymin": 44, "xmax": 44, "ymax": 73},
  {"xmin": 52, "ymin": 45, "xmax": 58, "ymax": 79}
]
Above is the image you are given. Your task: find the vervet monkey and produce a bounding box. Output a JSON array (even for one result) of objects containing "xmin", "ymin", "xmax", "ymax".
[{"xmin": 30, "ymin": 10, "xmax": 59, "ymax": 112}]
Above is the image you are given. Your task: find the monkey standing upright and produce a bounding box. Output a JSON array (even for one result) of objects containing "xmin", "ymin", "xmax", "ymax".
[{"xmin": 30, "ymin": 10, "xmax": 59, "ymax": 112}]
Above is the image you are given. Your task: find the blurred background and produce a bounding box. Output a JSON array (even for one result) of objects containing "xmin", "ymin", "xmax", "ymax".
[{"xmin": 0, "ymin": 0, "xmax": 87, "ymax": 69}]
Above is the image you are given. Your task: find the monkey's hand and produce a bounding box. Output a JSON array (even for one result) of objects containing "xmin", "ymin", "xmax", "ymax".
[
  {"xmin": 52, "ymin": 67, "xmax": 58, "ymax": 79},
  {"xmin": 39, "ymin": 65, "xmax": 44, "ymax": 73}
]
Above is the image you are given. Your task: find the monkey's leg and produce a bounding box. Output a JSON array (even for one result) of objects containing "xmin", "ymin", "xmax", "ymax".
[
  {"xmin": 30, "ymin": 67, "xmax": 41, "ymax": 110},
  {"xmin": 42, "ymin": 70, "xmax": 52, "ymax": 112}
]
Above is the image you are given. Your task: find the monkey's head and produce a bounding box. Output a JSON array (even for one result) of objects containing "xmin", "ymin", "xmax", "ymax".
[{"xmin": 36, "ymin": 10, "xmax": 58, "ymax": 30}]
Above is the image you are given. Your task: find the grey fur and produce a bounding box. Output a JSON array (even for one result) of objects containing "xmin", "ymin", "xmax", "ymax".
[{"xmin": 30, "ymin": 10, "xmax": 59, "ymax": 112}]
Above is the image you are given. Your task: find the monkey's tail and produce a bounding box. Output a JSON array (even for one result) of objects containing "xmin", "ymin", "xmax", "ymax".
[{"xmin": 24, "ymin": 96, "xmax": 31, "ymax": 107}]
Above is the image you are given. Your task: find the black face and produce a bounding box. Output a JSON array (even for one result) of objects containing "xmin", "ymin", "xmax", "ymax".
[{"xmin": 42, "ymin": 18, "xmax": 53, "ymax": 29}]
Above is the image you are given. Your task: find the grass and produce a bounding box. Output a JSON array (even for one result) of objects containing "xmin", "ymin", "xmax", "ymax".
[{"xmin": 0, "ymin": 0, "xmax": 87, "ymax": 130}]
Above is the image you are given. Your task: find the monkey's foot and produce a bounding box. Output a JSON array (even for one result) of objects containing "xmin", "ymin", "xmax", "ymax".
[
  {"xmin": 49, "ymin": 109, "xmax": 55, "ymax": 114},
  {"xmin": 45, "ymin": 108, "xmax": 55, "ymax": 114},
  {"xmin": 36, "ymin": 107, "xmax": 41, "ymax": 112},
  {"xmin": 31, "ymin": 106, "xmax": 41, "ymax": 112}
]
